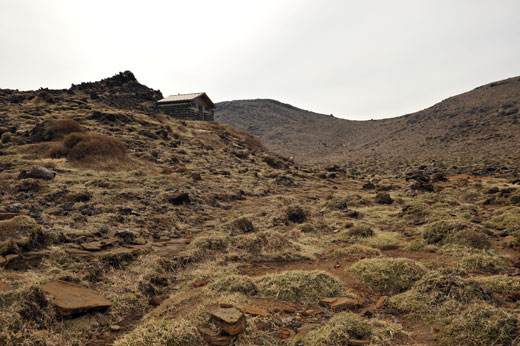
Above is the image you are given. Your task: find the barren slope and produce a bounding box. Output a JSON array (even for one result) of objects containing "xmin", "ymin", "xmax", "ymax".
[{"xmin": 216, "ymin": 77, "xmax": 520, "ymax": 172}]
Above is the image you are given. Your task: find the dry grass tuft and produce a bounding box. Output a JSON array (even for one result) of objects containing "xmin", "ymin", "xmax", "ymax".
[
  {"xmin": 422, "ymin": 219, "xmax": 490, "ymax": 249},
  {"xmin": 48, "ymin": 132, "xmax": 127, "ymax": 163},
  {"xmin": 438, "ymin": 303, "xmax": 520, "ymax": 346},
  {"xmin": 349, "ymin": 257, "xmax": 426, "ymax": 295},
  {"xmin": 208, "ymin": 275, "xmax": 258, "ymax": 295},
  {"xmin": 31, "ymin": 118, "xmax": 84, "ymax": 142},
  {"xmin": 293, "ymin": 312, "xmax": 372, "ymax": 345},
  {"xmin": 256, "ymin": 270, "xmax": 347, "ymax": 304}
]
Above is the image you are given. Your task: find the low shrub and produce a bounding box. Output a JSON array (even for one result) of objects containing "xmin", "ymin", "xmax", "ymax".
[{"xmin": 349, "ymin": 258, "xmax": 426, "ymax": 295}]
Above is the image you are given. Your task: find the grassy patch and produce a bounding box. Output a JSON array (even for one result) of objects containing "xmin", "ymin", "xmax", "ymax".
[
  {"xmin": 386, "ymin": 269, "xmax": 494, "ymax": 321},
  {"xmin": 293, "ymin": 312, "xmax": 372, "ymax": 345},
  {"xmin": 208, "ymin": 275, "xmax": 258, "ymax": 295},
  {"xmin": 114, "ymin": 318, "xmax": 204, "ymax": 346},
  {"xmin": 487, "ymin": 207, "xmax": 520, "ymax": 232},
  {"xmin": 0, "ymin": 215, "xmax": 45, "ymax": 255},
  {"xmin": 256, "ymin": 270, "xmax": 347, "ymax": 304},
  {"xmin": 333, "ymin": 244, "xmax": 381, "ymax": 258},
  {"xmin": 457, "ymin": 251, "xmax": 509, "ymax": 274},
  {"xmin": 422, "ymin": 219, "xmax": 490, "ymax": 249},
  {"xmin": 474, "ymin": 275, "xmax": 520, "ymax": 295},
  {"xmin": 439, "ymin": 304, "xmax": 520, "ymax": 346},
  {"xmin": 349, "ymin": 258, "xmax": 426, "ymax": 294}
]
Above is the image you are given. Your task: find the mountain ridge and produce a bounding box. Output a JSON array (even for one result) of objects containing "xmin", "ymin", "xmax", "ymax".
[{"xmin": 215, "ymin": 76, "xmax": 520, "ymax": 172}]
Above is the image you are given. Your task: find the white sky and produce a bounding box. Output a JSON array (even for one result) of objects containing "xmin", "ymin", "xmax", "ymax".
[{"xmin": 1, "ymin": 0, "xmax": 519, "ymax": 120}]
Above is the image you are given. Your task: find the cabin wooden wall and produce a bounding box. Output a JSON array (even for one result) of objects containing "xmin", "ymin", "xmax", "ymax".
[{"xmin": 157, "ymin": 102, "xmax": 214, "ymax": 121}]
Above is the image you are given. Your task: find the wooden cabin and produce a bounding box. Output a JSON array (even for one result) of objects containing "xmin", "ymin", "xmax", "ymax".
[{"xmin": 156, "ymin": 92, "xmax": 215, "ymax": 121}]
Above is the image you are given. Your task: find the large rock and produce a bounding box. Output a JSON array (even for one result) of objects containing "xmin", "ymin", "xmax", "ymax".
[
  {"xmin": 40, "ymin": 280, "xmax": 111, "ymax": 316},
  {"xmin": 210, "ymin": 307, "xmax": 246, "ymax": 335},
  {"xmin": 18, "ymin": 166, "xmax": 56, "ymax": 180},
  {"xmin": 375, "ymin": 192, "xmax": 393, "ymax": 205}
]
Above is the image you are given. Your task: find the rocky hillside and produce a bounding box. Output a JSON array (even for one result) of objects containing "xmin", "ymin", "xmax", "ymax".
[
  {"xmin": 216, "ymin": 77, "xmax": 520, "ymax": 173},
  {"xmin": 2, "ymin": 72, "xmax": 520, "ymax": 346}
]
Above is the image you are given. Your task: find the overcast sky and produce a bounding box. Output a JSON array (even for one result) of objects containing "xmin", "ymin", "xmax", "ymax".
[{"xmin": 1, "ymin": 0, "xmax": 519, "ymax": 120}]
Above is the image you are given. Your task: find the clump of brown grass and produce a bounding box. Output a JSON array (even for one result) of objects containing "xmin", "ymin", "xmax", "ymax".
[
  {"xmin": 48, "ymin": 132, "xmax": 127, "ymax": 163},
  {"xmin": 31, "ymin": 118, "xmax": 84, "ymax": 142}
]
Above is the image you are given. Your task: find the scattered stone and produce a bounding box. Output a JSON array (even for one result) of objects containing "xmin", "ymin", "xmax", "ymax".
[
  {"xmin": 210, "ymin": 307, "xmax": 246, "ymax": 335},
  {"xmin": 110, "ymin": 325, "xmax": 121, "ymax": 332},
  {"xmin": 375, "ymin": 192, "xmax": 393, "ymax": 205},
  {"xmin": 149, "ymin": 296, "xmax": 164, "ymax": 306},
  {"xmin": 40, "ymin": 280, "xmax": 111, "ymax": 316},
  {"xmin": 117, "ymin": 206, "xmax": 139, "ymax": 216},
  {"xmin": 507, "ymin": 291, "xmax": 520, "ymax": 302},
  {"xmin": 431, "ymin": 173, "xmax": 447, "ymax": 182},
  {"xmin": 5, "ymin": 203, "xmax": 23, "ymax": 213},
  {"xmin": 375, "ymin": 296, "xmax": 388, "ymax": 309},
  {"xmin": 220, "ymin": 302, "xmax": 233, "ymax": 308},
  {"xmin": 3, "ymin": 251, "xmax": 46, "ymax": 269},
  {"xmin": 239, "ymin": 305, "xmax": 270, "ymax": 317},
  {"xmin": 198, "ymin": 326, "xmax": 234, "ymax": 346},
  {"xmin": 410, "ymin": 181, "xmax": 435, "ymax": 192},
  {"xmin": 297, "ymin": 324, "xmax": 318, "ymax": 335},
  {"xmin": 18, "ymin": 166, "xmax": 56, "ymax": 180},
  {"xmin": 192, "ymin": 280, "xmax": 210, "ymax": 287},
  {"xmin": 278, "ymin": 330, "xmax": 290, "ymax": 339},
  {"xmin": 166, "ymin": 192, "xmax": 190, "ymax": 205},
  {"xmin": 80, "ymin": 207, "xmax": 94, "ymax": 216},
  {"xmin": 319, "ymin": 296, "xmax": 361, "ymax": 311},
  {"xmin": 362, "ymin": 182, "xmax": 375, "ymax": 190},
  {"xmin": 0, "ymin": 212, "xmax": 18, "ymax": 221},
  {"xmin": 115, "ymin": 229, "xmax": 137, "ymax": 243}
]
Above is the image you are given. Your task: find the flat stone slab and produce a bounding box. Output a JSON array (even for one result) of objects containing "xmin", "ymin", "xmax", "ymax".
[
  {"xmin": 319, "ymin": 296, "xmax": 361, "ymax": 311},
  {"xmin": 239, "ymin": 305, "xmax": 270, "ymax": 317},
  {"xmin": 210, "ymin": 307, "xmax": 246, "ymax": 335},
  {"xmin": 0, "ymin": 212, "xmax": 18, "ymax": 221},
  {"xmin": 40, "ymin": 280, "xmax": 111, "ymax": 316}
]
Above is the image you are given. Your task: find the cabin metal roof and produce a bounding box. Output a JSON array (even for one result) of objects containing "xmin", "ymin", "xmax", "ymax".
[{"xmin": 157, "ymin": 92, "xmax": 215, "ymax": 107}]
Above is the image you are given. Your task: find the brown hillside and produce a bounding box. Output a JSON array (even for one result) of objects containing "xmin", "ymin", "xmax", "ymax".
[
  {"xmin": 2, "ymin": 72, "xmax": 520, "ymax": 346},
  {"xmin": 215, "ymin": 76, "xmax": 520, "ymax": 173}
]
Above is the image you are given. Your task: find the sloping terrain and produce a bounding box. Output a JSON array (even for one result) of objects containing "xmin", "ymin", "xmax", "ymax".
[
  {"xmin": 1, "ymin": 72, "xmax": 520, "ymax": 346},
  {"xmin": 216, "ymin": 77, "xmax": 520, "ymax": 173}
]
